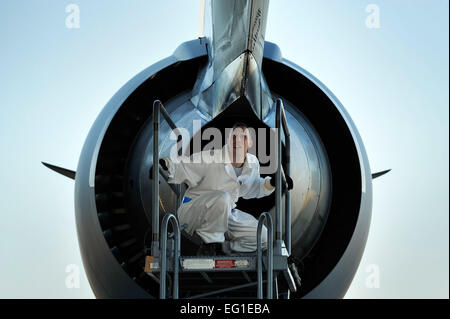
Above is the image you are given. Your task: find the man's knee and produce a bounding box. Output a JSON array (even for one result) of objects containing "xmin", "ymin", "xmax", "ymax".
[
  {"xmin": 228, "ymin": 225, "xmax": 268, "ymax": 252},
  {"xmin": 209, "ymin": 191, "xmax": 232, "ymax": 210},
  {"xmin": 239, "ymin": 224, "xmax": 268, "ymax": 248}
]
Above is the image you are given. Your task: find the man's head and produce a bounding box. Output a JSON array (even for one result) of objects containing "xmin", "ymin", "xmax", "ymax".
[{"xmin": 228, "ymin": 122, "xmax": 254, "ymax": 163}]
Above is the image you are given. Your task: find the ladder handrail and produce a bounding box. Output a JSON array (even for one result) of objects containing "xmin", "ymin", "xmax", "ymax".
[
  {"xmin": 160, "ymin": 213, "xmax": 181, "ymax": 299},
  {"xmin": 152, "ymin": 100, "xmax": 183, "ymax": 258},
  {"xmin": 151, "ymin": 99, "xmax": 292, "ymax": 299},
  {"xmin": 257, "ymin": 212, "xmax": 273, "ymax": 299},
  {"xmin": 275, "ymin": 98, "xmax": 292, "ymax": 255},
  {"xmin": 152, "ymin": 100, "xmax": 183, "ymax": 299}
]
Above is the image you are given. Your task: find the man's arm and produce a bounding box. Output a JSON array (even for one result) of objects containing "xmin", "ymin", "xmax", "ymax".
[
  {"xmin": 241, "ymin": 159, "xmax": 276, "ymax": 199},
  {"xmin": 241, "ymin": 160, "xmax": 293, "ymax": 199},
  {"xmin": 161, "ymin": 153, "xmax": 204, "ymax": 188}
]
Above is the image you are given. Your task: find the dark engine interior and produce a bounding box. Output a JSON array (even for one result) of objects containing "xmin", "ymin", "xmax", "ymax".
[{"xmin": 94, "ymin": 56, "xmax": 361, "ymax": 298}]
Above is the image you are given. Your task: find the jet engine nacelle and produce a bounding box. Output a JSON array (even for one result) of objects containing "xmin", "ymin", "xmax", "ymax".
[{"xmin": 74, "ymin": 39, "xmax": 372, "ymax": 298}]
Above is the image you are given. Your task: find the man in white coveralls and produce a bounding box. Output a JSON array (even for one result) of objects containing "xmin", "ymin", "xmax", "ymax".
[{"xmin": 158, "ymin": 122, "xmax": 293, "ymax": 255}]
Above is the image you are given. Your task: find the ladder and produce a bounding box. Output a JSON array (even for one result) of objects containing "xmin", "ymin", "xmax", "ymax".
[{"xmin": 145, "ymin": 99, "xmax": 297, "ymax": 299}]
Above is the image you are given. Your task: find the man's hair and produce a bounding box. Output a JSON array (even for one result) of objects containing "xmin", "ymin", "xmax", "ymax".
[{"xmin": 232, "ymin": 121, "xmax": 249, "ymax": 130}]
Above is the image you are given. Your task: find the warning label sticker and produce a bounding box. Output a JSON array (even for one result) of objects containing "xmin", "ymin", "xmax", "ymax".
[{"xmin": 215, "ymin": 259, "xmax": 236, "ymax": 268}]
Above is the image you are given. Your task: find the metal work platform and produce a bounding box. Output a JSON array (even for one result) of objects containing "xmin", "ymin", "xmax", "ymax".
[{"xmin": 144, "ymin": 99, "xmax": 299, "ymax": 299}]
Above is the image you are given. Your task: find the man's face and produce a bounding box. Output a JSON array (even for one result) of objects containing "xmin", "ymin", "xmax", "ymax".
[{"xmin": 230, "ymin": 126, "xmax": 251, "ymax": 156}]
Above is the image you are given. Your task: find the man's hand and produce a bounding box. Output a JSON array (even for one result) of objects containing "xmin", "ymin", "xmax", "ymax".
[
  {"xmin": 269, "ymin": 173, "xmax": 294, "ymax": 190},
  {"xmin": 149, "ymin": 158, "xmax": 169, "ymax": 179},
  {"xmin": 159, "ymin": 158, "xmax": 168, "ymax": 171}
]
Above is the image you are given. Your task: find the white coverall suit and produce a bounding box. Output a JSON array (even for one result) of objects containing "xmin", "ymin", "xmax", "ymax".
[{"xmin": 164, "ymin": 144, "xmax": 275, "ymax": 252}]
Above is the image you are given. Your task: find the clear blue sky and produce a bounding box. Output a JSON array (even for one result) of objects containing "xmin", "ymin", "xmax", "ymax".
[{"xmin": 0, "ymin": 0, "xmax": 448, "ymax": 298}]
